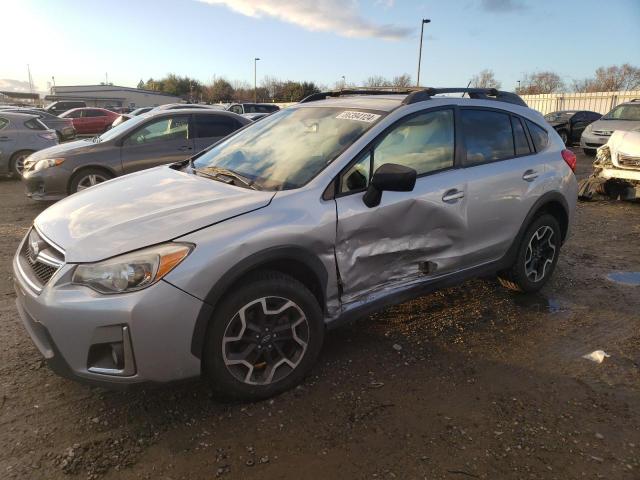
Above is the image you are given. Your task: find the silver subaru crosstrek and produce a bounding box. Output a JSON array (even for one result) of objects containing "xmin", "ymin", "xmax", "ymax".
[{"xmin": 13, "ymin": 88, "xmax": 578, "ymax": 400}]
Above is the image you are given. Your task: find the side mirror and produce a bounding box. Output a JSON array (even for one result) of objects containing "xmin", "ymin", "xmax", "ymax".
[{"xmin": 363, "ymin": 163, "xmax": 417, "ymax": 208}]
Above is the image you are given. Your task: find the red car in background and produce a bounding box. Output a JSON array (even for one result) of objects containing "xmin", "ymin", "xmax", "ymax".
[{"xmin": 59, "ymin": 108, "xmax": 119, "ymax": 135}]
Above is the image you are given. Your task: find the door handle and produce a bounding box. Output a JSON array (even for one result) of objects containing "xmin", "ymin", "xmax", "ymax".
[
  {"xmin": 522, "ymin": 169, "xmax": 539, "ymax": 182},
  {"xmin": 442, "ymin": 189, "xmax": 465, "ymax": 203},
  {"xmin": 178, "ymin": 146, "xmax": 193, "ymax": 151}
]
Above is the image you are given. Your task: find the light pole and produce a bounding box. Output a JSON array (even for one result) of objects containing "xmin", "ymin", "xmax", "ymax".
[
  {"xmin": 254, "ymin": 57, "xmax": 260, "ymax": 102},
  {"xmin": 517, "ymin": 80, "xmax": 521, "ymax": 93},
  {"xmin": 416, "ymin": 18, "xmax": 431, "ymax": 87},
  {"xmin": 341, "ymin": 75, "xmax": 346, "ymax": 89}
]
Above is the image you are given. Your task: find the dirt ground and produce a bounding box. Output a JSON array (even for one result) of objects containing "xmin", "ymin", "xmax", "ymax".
[{"xmin": 1, "ymin": 150, "xmax": 638, "ymax": 480}]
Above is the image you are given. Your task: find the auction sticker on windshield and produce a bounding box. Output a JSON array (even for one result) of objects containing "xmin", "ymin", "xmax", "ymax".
[{"xmin": 335, "ymin": 111, "xmax": 381, "ymax": 123}]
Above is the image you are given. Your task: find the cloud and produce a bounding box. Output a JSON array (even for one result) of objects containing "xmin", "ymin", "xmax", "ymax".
[
  {"xmin": 199, "ymin": 0, "xmax": 411, "ymax": 40},
  {"xmin": 479, "ymin": 0, "xmax": 528, "ymax": 13}
]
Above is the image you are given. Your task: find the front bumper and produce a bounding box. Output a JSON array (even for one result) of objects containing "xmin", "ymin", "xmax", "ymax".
[
  {"xmin": 13, "ymin": 236, "xmax": 205, "ymax": 387},
  {"xmin": 580, "ymin": 132, "xmax": 610, "ymax": 149},
  {"xmin": 22, "ymin": 166, "xmax": 70, "ymax": 201}
]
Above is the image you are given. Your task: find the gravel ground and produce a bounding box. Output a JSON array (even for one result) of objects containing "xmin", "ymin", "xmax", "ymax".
[{"xmin": 0, "ymin": 150, "xmax": 638, "ymax": 480}]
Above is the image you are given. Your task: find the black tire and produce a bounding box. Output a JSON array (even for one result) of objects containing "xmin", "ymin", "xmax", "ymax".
[
  {"xmin": 203, "ymin": 270, "xmax": 324, "ymax": 401},
  {"xmin": 583, "ymin": 148, "xmax": 596, "ymax": 157},
  {"xmin": 69, "ymin": 168, "xmax": 113, "ymax": 194},
  {"xmin": 559, "ymin": 130, "xmax": 569, "ymax": 146},
  {"xmin": 498, "ymin": 214, "xmax": 561, "ymax": 293},
  {"xmin": 9, "ymin": 150, "xmax": 33, "ymax": 178}
]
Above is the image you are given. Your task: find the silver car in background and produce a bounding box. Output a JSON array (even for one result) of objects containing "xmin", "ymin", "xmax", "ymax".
[
  {"xmin": 0, "ymin": 111, "xmax": 58, "ymax": 177},
  {"xmin": 3, "ymin": 108, "xmax": 76, "ymax": 141},
  {"xmin": 13, "ymin": 88, "xmax": 577, "ymax": 400},
  {"xmin": 581, "ymin": 99, "xmax": 640, "ymax": 156},
  {"xmin": 21, "ymin": 108, "xmax": 250, "ymax": 200}
]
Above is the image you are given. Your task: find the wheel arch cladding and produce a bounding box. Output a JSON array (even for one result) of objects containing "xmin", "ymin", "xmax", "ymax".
[
  {"xmin": 190, "ymin": 246, "xmax": 328, "ymax": 359},
  {"xmin": 535, "ymin": 199, "xmax": 569, "ymax": 242}
]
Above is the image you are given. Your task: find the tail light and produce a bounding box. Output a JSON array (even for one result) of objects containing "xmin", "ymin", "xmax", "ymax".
[{"xmin": 561, "ymin": 149, "xmax": 577, "ymax": 172}]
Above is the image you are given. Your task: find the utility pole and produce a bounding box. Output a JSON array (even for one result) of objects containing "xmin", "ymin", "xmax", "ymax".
[
  {"xmin": 27, "ymin": 64, "xmax": 34, "ymax": 95},
  {"xmin": 254, "ymin": 57, "xmax": 260, "ymax": 103},
  {"xmin": 416, "ymin": 18, "xmax": 431, "ymax": 87},
  {"xmin": 105, "ymin": 72, "xmax": 108, "ymax": 85}
]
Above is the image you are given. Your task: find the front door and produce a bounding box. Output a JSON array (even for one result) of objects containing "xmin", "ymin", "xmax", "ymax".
[
  {"xmin": 334, "ymin": 108, "xmax": 469, "ymax": 304},
  {"xmin": 120, "ymin": 114, "xmax": 194, "ymax": 174}
]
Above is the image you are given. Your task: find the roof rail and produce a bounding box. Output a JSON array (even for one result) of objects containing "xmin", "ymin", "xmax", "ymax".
[
  {"xmin": 299, "ymin": 86, "xmax": 528, "ymax": 107},
  {"xmin": 402, "ymin": 88, "xmax": 528, "ymax": 107}
]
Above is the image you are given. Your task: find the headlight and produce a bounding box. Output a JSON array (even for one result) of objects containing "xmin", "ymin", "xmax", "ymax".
[
  {"xmin": 72, "ymin": 243, "xmax": 192, "ymax": 294},
  {"xmin": 33, "ymin": 158, "xmax": 64, "ymax": 172},
  {"xmin": 584, "ymin": 124, "xmax": 593, "ymax": 133}
]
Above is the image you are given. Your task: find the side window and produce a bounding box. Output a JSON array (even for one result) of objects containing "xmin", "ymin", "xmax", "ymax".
[
  {"xmin": 24, "ymin": 119, "xmax": 45, "ymax": 130},
  {"xmin": 511, "ymin": 116, "xmax": 531, "ymax": 156},
  {"xmin": 461, "ymin": 109, "xmax": 514, "ymax": 166},
  {"xmin": 125, "ymin": 116, "xmax": 189, "ymax": 146},
  {"xmin": 0, "ymin": 118, "xmax": 8, "ymax": 130},
  {"xmin": 526, "ymin": 120, "xmax": 549, "ymax": 152},
  {"xmin": 373, "ymin": 109, "xmax": 455, "ymax": 175},
  {"xmin": 194, "ymin": 114, "xmax": 237, "ymax": 138},
  {"xmin": 340, "ymin": 152, "xmax": 371, "ymax": 193},
  {"xmin": 66, "ymin": 110, "xmax": 82, "ymax": 118},
  {"xmin": 229, "ymin": 105, "xmax": 243, "ymax": 114},
  {"xmin": 85, "ymin": 109, "xmax": 105, "ymax": 117},
  {"xmin": 244, "ymin": 105, "xmax": 257, "ymax": 113}
]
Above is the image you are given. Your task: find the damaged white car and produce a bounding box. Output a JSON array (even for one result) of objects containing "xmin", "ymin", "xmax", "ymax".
[{"xmin": 579, "ymin": 128, "xmax": 640, "ymax": 201}]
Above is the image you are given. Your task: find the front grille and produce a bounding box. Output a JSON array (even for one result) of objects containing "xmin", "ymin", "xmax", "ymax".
[
  {"xmin": 618, "ymin": 153, "xmax": 640, "ymax": 170},
  {"xmin": 592, "ymin": 130, "xmax": 613, "ymax": 137},
  {"xmin": 586, "ymin": 142, "xmax": 603, "ymax": 148},
  {"xmin": 18, "ymin": 229, "xmax": 65, "ymax": 291}
]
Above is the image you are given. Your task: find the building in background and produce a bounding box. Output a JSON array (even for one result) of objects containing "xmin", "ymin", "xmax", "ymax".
[
  {"xmin": 0, "ymin": 91, "xmax": 40, "ymax": 106},
  {"xmin": 44, "ymin": 85, "xmax": 181, "ymax": 109}
]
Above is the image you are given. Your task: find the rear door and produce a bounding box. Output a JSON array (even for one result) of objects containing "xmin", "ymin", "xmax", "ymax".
[
  {"xmin": 120, "ymin": 114, "xmax": 194, "ymax": 173},
  {"xmin": 334, "ymin": 107, "xmax": 470, "ymax": 304},
  {"xmin": 460, "ymin": 108, "xmax": 544, "ymax": 266},
  {"xmin": 0, "ymin": 117, "xmax": 17, "ymax": 170},
  {"xmin": 192, "ymin": 113, "xmax": 242, "ymax": 151}
]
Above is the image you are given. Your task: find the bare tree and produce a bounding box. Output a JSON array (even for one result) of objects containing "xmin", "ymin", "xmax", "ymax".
[
  {"xmin": 572, "ymin": 64, "xmax": 640, "ymax": 92},
  {"xmin": 517, "ymin": 71, "xmax": 564, "ymax": 95},
  {"xmin": 392, "ymin": 74, "xmax": 412, "ymax": 88},
  {"xmin": 470, "ymin": 69, "xmax": 501, "ymax": 89},
  {"xmin": 363, "ymin": 75, "xmax": 390, "ymax": 88}
]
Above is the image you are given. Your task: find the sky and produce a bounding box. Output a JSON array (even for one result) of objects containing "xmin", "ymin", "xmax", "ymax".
[{"xmin": 2, "ymin": 0, "xmax": 639, "ymax": 94}]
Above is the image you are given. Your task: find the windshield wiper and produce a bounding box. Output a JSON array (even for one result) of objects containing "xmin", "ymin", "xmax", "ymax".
[{"xmin": 194, "ymin": 165, "xmax": 259, "ymax": 190}]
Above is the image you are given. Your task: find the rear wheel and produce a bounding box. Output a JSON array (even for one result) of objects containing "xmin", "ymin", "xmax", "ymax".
[
  {"xmin": 203, "ymin": 270, "xmax": 324, "ymax": 400},
  {"xmin": 559, "ymin": 130, "xmax": 569, "ymax": 145},
  {"xmin": 69, "ymin": 168, "xmax": 113, "ymax": 194},
  {"xmin": 498, "ymin": 214, "xmax": 561, "ymax": 293},
  {"xmin": 10, "ymin": 150, "xmax": 33, "ymax": 178},
  {"xmin": 583, "ymin": 148, "xmax": 596, "ymax": 157}
]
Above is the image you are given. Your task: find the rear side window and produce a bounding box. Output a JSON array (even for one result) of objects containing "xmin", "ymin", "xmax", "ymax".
[
  {"xmin": 511, "ymin": 116, "xmax": 531, "ymax": 155},
  {"xmin": 229, "ymin": 105, "xmax": 243, "ymax": 114},
  {"xmin": 194, "ymin": 114, "xmax": 239, "ymax": 138},
  {"xmin": 461, "ymin": 109, "xmax": 514, "ymax": 165},
  {"xmin": 24, "ymin": 118, "xmax": 45, "ymax": 130},
  {"xmin": 526, "ymin": 120, "xmax": 549, "ymax": 152},
  {"xmin": 0, "ymin": 118, "xmax": 7, "ymax": 130}
]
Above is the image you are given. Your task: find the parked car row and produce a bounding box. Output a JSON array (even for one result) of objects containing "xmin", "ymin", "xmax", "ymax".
[
  {"xmin": 543, "ymin": 98, "xmax": 640, "ymax": 156},
  {"xmin": 21, "ymin": 108, "xmax": 250, "ymax": 199}
]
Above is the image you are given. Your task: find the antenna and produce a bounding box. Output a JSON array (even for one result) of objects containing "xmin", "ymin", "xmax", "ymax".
[{"xmin": 461, "ymin": 79, "xmax": 472, "ymax": 98}]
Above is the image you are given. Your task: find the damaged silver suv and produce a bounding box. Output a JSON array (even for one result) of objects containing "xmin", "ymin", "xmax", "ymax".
[{"xmin": 13, "ymin": 88, "xmax": 578, "ymax": 400}]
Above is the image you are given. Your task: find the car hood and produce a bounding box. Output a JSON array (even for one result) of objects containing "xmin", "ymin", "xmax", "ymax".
[
  {"xmin": 34, "ymin": 166, "xmax": 276, "ymax": 262},
  {"xmin": 28, "ymin": 139, "xmax": 100, "ymax": 161},
  {"xmin": 589, "ymin": 119, "xmax": 640, "ymax": 133}
]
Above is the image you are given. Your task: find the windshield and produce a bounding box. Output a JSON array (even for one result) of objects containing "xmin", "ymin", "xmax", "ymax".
[
  {"xmin": 96, "ymin": 113, "xmax": 150, "ymax": 142},
  {"xmin": 193, "ymin": 107, "xmax": 384, "ymax": 190},
  {"xmin": 544, "ymin": 111, "xmax": 576, "ymax": 122},
  {"xmin": 603, "ymin": 104, "xmax": 640, "ymax": 121}
]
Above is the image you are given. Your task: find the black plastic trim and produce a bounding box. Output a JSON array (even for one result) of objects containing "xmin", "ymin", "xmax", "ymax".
[{"xmin": 190, "ymin": 246, "xmax": 329, "ymax": 358}]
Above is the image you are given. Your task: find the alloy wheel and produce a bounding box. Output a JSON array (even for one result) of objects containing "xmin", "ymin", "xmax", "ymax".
[
  {"xmin": 76, "ymin": 173, "xmax": 108, "ymax": 191},
  {"xmin": 524, "ymin": 225, "xmax": 556, "ymax": 282},
  {"xmin": 222, "ymin": 296, "xmax": 309, "ymax": 386},
  {"xmin": 13, "ymin": 153, "xmax": 29, "ymax": 176}
]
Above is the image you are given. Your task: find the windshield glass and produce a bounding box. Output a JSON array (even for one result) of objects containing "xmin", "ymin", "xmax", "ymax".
[
  {"xmin": 603, "ymin": 104, "xmax": 640, "ymax": 121},
  {"xmin": 97, "ymin": 113, "xmax": 150, "ymax": 142},
  {"xmin": 193, "ymin": 107, "xmax": 385, "ymax": 190},
  {"xmin": 544, "ymin": 111, "xmax": 576, "ymax": 122}
]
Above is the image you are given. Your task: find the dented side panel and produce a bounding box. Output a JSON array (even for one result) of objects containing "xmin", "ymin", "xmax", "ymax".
[{"xmin": 334, "ymin": 168, "xmax": 470, "ymax": 305}]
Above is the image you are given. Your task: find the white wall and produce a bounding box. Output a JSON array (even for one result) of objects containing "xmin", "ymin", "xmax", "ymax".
[{"xmin": 521, "ymin": 90, "xmax": 639, "ymax": 115}]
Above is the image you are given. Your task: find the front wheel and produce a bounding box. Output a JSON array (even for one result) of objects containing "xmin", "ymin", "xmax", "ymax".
[
  {"xmin": 203, "ymin": 271, "xmax": 324, "ymax": 400},
  {"xmin": 69, "ymin": 168, "xmax": 113, "ymax": 194},
  {"xmin": 498, "ymin": 214, "xmax": 561, "ymax": 293},
  {"xmin": 10, "ymin": 150, "xmax": 33, "ymax": 177}
]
